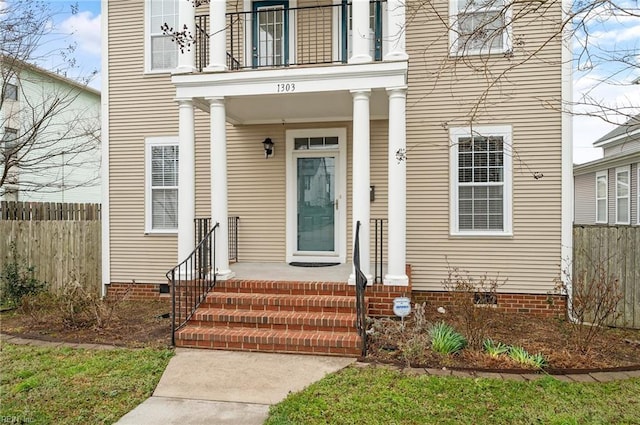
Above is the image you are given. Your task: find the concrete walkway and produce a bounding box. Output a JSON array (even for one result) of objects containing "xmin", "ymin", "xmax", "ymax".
[{"xmin": 115, "ymin": 349, "xmax": 355, "ymax": 425}]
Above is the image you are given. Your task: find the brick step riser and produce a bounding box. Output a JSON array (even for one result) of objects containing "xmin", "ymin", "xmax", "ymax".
[
  {"xmin": 187, "ymin": 320, "xmax": 354, "ymax": 333},
  {"xmin": 200, "ymin": 303, "xmax": 357, "ymax": 314},
  {"xmin": 212, "ymin": 287, "xmax": 354, "ymax": 297},
  {"xmin": 203, "ymin": 296, "xmax": 357, "ymax": 308},
  {"xmin": 175, "ymin": 338, "xmax": 361, "ymax": 356}
]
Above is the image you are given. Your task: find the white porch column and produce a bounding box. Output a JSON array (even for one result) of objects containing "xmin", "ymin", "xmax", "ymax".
[
  {"xmin": 349, "ymin": 0, "xmax": 372, "ymax": 64},
  {"xmin": 384, "ymin": 0, "xmax": 408, "ymax": 61},
  {"xmin": 177, "ymin": 99, "xmax": 196, "ymax": 264},
  {"xmin": 350, "ymin": 90, "xmax": 371, "ymax": 282},
  {"xmin": 207, "ymin": 0, "xmax": 228, "ymax": 72},
  {"xmin": 384, "ymin": 87, "xmax": 409, "ymax": 286},
  {"xmin": 208, "ymin": 97, "xmax": 235, "ymax": 280},
  {"xmin": 176, "ymin": 0, "xmax": 196, "ymax": 73}
]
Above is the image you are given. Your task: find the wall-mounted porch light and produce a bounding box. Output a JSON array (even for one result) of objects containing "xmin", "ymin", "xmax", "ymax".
[{"xmin": 263, "ymin": 137, "xmax": 275, "ymax": 158}]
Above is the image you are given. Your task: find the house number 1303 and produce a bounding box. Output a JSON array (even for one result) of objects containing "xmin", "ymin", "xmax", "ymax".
[{"xmin": 277, "ymin": 83, "xmax": 295, "ymax": 93}]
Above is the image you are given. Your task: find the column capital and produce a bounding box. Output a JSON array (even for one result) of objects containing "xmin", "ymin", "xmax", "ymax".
[
  {"xmin": 350, "ymin": 89, "xmax": 371, "ymax": 98},
  {"xmin": 175, "ymin": 97, "xmax": 194, "ymax": 106},
  {"xmin": 205, "ymin": 97, "xmax": 226, "ymax": 106},
  {"xmin": 386, "ymin": 86, "xmax": 408, "ymax": 96}
]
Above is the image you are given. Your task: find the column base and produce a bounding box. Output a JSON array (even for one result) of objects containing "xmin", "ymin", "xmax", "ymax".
[
  {"xmin": 384, "ymin": 52, "xmax": 409, "ymax": 61},
  {"xmin": 348, "ymin": 55, "xmax": 373, "ymax": 64},
  {"xmin": 216, "ymin": 269, "xmax": 236, "ymax": 281},
  {"xmin": 204, "ymin": 64, "xmax": 227, "ymax": 73},
  {"xmin": 348, "ymin": 273, "xmax": 373, "ymax": 286},
  {"xmin": 173, "ymin": 65, "xmax": 197, "ymax": 74},
  {"xmin": 383, "ymin": 274, "xmax": 409, "ymax": 286}
]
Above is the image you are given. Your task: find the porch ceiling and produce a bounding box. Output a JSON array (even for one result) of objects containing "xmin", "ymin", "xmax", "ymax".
[{"xmin": 195, "ymin": 89, "xmax": 390, "ymax": 125}]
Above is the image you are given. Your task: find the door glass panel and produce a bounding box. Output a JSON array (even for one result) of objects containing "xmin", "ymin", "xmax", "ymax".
[
  {"xmin": 297, "ymin": 157, "xmax": 335, "ymax": 252},
  {"xmin": 256, "ymin": 4, "xmax": 286, "ymax": 66}
]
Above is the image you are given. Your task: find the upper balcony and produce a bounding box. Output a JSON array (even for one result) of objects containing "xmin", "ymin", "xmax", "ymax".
[{"xmin": 179, "ymin": 0, "xmax": 407, "ymax": 73}]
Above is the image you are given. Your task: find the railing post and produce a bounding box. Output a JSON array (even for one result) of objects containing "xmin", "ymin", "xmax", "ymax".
[{"xmin": 170, "ymin": 269, "xmax": 176, "ymax": 346}]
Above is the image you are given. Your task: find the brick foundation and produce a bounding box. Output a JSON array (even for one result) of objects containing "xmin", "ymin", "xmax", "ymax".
[
  {"xmin": 412, "ymin": 291, "xmax": 567, "ymax": 317},
  {"xmin": 106, "ymin": 282, "xmax": 170, "ymax": 302}
]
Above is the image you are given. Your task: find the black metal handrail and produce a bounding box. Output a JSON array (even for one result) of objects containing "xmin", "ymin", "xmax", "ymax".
[
  {"xmin": 228, "ymin": 216, "xmax": 239, "ymax": 263},
  {"xmin": 193, "ymin": 1, "xmax": 384, "ymax": 71},
  {"xmin": 371, "ymin": 218, "xmax": 386, "ymax": 283},
  {"xmin": 354, "ymin": 220, "xmax": 368, "ymax": 357},
  {"xmin": 195, "ymin": 15, "xmax": 241, "ymax": 72},
  {"xmin": 167, "ymin": 222, "xmax": 219, "ymax": 346}
]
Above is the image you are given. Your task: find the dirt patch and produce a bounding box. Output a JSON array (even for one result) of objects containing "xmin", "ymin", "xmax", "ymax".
[
  {"xmin": 1, "ymin": 301, "xmax": 172, "ymax": 349},
  {"xmin": 365, "ymin": 307, "xmax": 640, "ymax": 371}
]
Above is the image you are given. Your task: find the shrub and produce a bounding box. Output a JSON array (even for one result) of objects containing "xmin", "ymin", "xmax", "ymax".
[
  {"xmin": 442, "ymin": 261, "xmax": 505, "ymax": 349},
  {"xmin": 399, "ymin": 334, "xmax": 429, "ymax": 367},
  {"xmin": 555, "ymin": 255, "xmax": 623, "ymax": 353},
  {"xmin": 429, "ymin": 322, "xmax": 467, "ymax": 355},
  {"xmin": 0, "ymin": 242, "xmax": 47, "ymax": 306}
]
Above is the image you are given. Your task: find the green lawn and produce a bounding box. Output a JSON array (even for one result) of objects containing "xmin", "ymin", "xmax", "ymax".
[
  {"xmin": 0, "ymin": 344, "xmax": 173, "ymax": 425},
  {"xmin": 266, "ymin": 366, "xmax": 640, "ymax": 425}
]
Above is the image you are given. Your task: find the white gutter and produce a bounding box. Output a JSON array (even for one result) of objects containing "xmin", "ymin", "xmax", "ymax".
[{"xmin": 100, "ymin": 0, "xmax": 110, "ymax": 298}]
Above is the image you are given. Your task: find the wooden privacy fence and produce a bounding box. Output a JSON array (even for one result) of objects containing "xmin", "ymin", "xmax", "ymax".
[
  {"xmin": 0, "ymin": 203, "xmax": 101, "ymax": 296},
  {"xmin": 573, "ymin": 225, "xmax": 640, "ymax": 329},
  {"xmin": 0, "ymin": 201, "xmax": 101, "ymax": 221}
]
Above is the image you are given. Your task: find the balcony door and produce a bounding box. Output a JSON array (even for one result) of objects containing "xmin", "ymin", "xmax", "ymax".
[
  {"xmin": 286, "ymin": 129, "xmax": 347, "ymax": 264},
  {"xmin": 252, "ymin": 1, "xmax": 289, "ymax": 67}
]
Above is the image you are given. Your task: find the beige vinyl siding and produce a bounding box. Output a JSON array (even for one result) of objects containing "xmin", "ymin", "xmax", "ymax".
[
  {"xmin": 296, "ymin": 0, "xmax": 333, "ymax": 64},
  {"xmin": 603, "ymin": 139, "xmax": 640, "ymax": 157},
  {"xmin": 405, "ymin": 2, "xmax": 562, "ymax": 293},
  {"xmin": 574, "ymin": 172, "xmax": 596, "ymax": 224},
  {"xmin": 108, "ymin": 1, "xmax": 209, "ymax": 283}
]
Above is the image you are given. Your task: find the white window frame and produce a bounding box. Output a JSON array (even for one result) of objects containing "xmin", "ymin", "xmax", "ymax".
[
  {"xmin": 595, "ymin": 170, "xmax": 608, "ymax": 224},
  {"xmin": 450, "ymin": 125, "xmax": 513, "ymax": 236},
  {"xmin": 615, "ymin": 166, "xmax": 630, "ymax": 225},
  {"xmin": 449, "ymin": 0, "xmax": 512, "ymax": 56},
  {"xmin": 145, "ymin": 136, "xmax": 179, "ymax": 234},
  {"xmin": 145, "ymin": 0, "xmax": 179, "ymax": 73},
  {"xmin": 3, "ymin": 82, "xmax": 18, "ymax": 101}
]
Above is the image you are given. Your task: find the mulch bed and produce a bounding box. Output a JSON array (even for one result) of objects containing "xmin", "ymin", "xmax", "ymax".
[{"xmin": 2, "ymin": 300, "xmax": 639, "ymax": 373}]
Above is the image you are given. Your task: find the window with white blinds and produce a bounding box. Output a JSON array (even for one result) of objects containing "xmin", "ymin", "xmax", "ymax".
[
  {"xmin": 450, "ymin": 125, "xmax": 512, "ymax": 235},
  {"xmin": 450, "ymin": 0, "xmax": 511, "ymax": 55},
  {"xmin": 147, "ymin": 0, "xmax": 178, "ymax": 71},
  {"xmin": 145, "ymin": 137, "xmax": 179, "ymax": 233}
]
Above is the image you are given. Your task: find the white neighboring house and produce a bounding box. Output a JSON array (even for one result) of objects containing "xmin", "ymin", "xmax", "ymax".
[{"xmin": 1, "ymin": 58, "xmax": 101, "ymax": 203}]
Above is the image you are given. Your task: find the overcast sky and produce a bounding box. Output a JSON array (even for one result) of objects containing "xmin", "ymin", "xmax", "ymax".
[{"xmin": 44, "ymin": 0, "xmax": 640, "ymax": 165}]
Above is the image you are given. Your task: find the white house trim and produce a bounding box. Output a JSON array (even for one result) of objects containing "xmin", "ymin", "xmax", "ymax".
[
  {"xmin": 101, "ymin": 0, "xmax": 110, "ymax": 296},
  {"xmin": 177, "ymin": 99, "xmax": 196, "ymax": 262},
  {"xmin": 173, "ymin": 61, "xmax": 408, "ymax": 99},
  {"xmin": 144, "ymin": 136, "xmax": 180, "ymax": 236}
]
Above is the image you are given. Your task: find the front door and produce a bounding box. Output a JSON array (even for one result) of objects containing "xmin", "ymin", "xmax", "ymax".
[
  {"xmin": 286, "ymin": 129, "xmax": 347, "ymax": 264},
  {"xmin": 297, "ymin": 155, "xmax": 336, "ymax": 253},
  {"xmin": 253, "ymin": 1, "xmax": 289, "ymax": 68}
]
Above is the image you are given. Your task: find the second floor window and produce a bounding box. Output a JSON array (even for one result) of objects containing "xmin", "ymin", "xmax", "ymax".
[
  {"xmin": 148, "ymin": 0, "xmax": 178, "ymax": 71},
  {"xmin": 615, "ymin": 167, "xmax": 630, "ymax": 224},
  {"xmin": 451, "ymin": 0, "xmax": 510, "ymax": 55},
  {"xmin": 3, "ymin": 83, "xmax": 18, "ymax": 101},
  {"xmin": 595, "ymin": 171, "xmax": 608, "ymax": 223}
]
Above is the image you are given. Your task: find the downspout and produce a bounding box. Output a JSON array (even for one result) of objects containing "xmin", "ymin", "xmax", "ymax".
[{"xmin": 561, "ymin": 0, "xmax": 576, "ymax": 322}]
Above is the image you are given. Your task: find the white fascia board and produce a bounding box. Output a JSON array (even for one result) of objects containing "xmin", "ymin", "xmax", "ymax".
[
  {"xmin": 593, "ymin": 128, "xmax": 640, "ymax": 148},
  {"xmin": 573, "ymin": 151, "xmax": 640, "ymax": 175},
  {"xmin": 172, "ymin": 61, "xmax": 408, "ymax": 99}
]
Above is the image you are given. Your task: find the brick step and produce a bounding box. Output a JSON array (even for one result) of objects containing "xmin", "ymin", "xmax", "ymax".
[
  {"xmin": 190, "ymin": 308, "xmax": 357, "ymax": 332},
  {"xmin": 175, "ymin": 326, "xmax": 362, "ymax": 357},
  {"xmin": 213, "ymin": 279, "xmax": 355, "ymax": 296},
  {"xmin": 201, "ymin": 292, "xmax": 358, "ymax": 313}
]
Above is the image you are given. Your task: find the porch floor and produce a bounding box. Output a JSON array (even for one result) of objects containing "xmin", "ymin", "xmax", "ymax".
[{"xmin": 230, "ymin": 262, "xmax": 355, "ymax": 282}]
